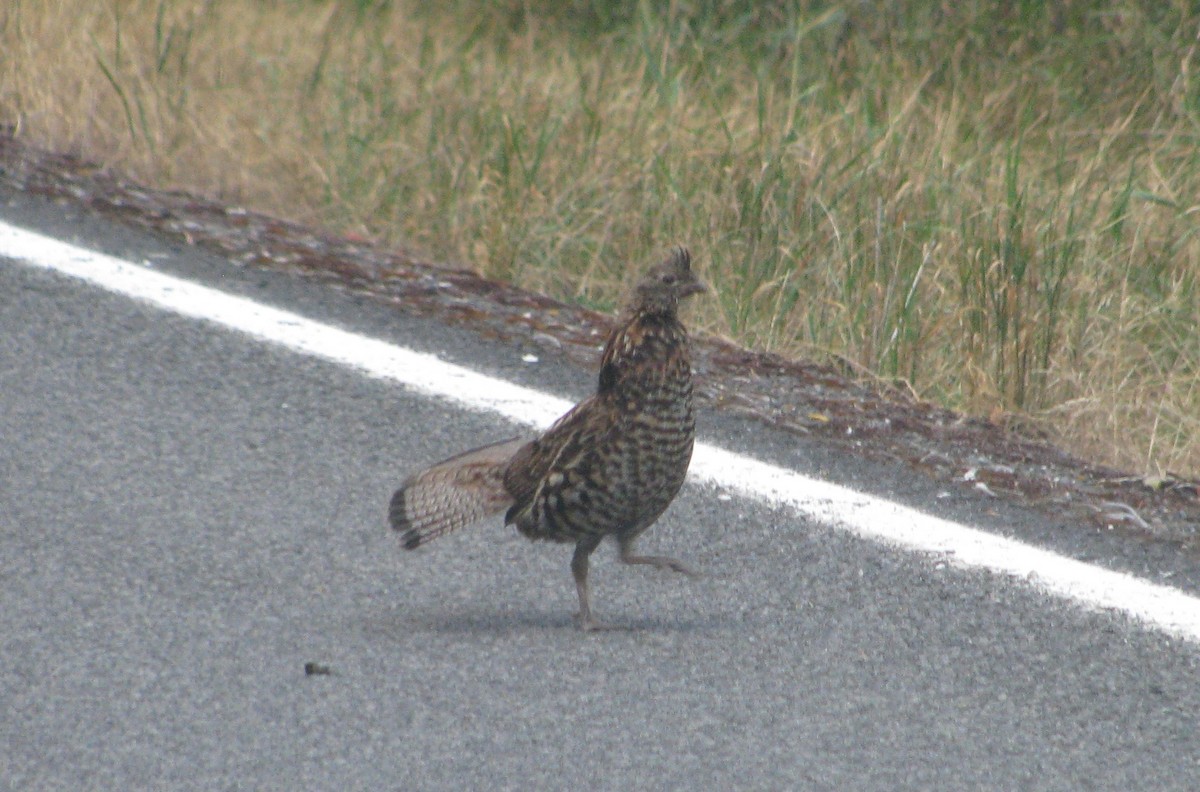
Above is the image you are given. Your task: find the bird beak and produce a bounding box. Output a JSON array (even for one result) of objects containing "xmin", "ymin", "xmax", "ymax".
[{"xmin": 680, "ymin": 279, "xmax": 707, "ymax": 298}]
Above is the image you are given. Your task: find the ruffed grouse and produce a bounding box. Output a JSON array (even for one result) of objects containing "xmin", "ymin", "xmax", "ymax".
[{"xmin": 389, "ymin": 247, "xmax": 705, "ymax": 630}]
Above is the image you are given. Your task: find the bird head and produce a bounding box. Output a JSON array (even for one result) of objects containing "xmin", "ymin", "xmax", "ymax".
[{"xmin": 631, "ymin": 246, "xmax": 707, "ymax": 315}]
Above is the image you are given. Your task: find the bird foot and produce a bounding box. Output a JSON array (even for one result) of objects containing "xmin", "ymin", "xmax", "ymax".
[
  {"xmin": 575, "ymin": 612, "xmax": 628, "ymax": 633},
  {"xmin": 621, "ymin": 554, "xmax": 699, "ymax": 578}
]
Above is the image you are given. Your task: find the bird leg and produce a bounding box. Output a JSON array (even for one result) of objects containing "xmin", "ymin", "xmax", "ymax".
[
  {"xmin": 571, "ymin": 535, "xmax": 613, "ymax": 632},
  {"xmin": 618, "ymin": 535, "xmax": 698, "ymax": 578}
]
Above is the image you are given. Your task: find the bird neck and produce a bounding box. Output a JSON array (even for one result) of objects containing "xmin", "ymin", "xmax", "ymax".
[
  {"xmin": 623, "ymin": 295, "xmax": 678, "ymax": 319},
  {"xmin": 597, "ymin": 310, "xmax": 688, "ymax": 395}
]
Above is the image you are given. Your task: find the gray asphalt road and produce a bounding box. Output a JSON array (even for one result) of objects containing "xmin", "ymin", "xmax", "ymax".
[{"xmin": 3, "ymin": 198, "xmax": 1200, "ymax": 790}]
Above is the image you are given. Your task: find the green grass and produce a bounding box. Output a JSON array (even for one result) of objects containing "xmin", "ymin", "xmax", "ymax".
[{"xmin": 2, "ymin": 0, "xmax": 1198, "ymax": 476}]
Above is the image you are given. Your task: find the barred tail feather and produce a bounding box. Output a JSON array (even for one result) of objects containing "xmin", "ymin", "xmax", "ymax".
[{"xmin": 389, "ymin": 437, "xmax": 526, "ymax": 549}]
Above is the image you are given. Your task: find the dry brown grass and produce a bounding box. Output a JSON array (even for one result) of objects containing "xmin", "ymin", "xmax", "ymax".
[{"xmin": 2, "ymin": 0, "xmax": 1198, "ymax": 477}]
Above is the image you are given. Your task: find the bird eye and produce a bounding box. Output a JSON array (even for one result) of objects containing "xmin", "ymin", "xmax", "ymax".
[{"xmin": 662, "ymin": 274, "xmax": 677, "ymax": 285}]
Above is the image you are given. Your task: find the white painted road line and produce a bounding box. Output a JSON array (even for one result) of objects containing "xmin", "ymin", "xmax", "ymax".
[{"xmin": 4, "ymin": 218, "xmax": 1200, "ymax": 642}]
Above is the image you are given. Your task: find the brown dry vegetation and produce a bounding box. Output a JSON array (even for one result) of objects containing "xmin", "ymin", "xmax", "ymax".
[{"xmin": 1, "ymin": 0, "xmax": 1198, "ymax": 477}]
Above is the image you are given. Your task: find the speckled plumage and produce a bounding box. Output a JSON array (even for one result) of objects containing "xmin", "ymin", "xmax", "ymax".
[{"xmin": 389, "ymin": 247, "xmax": 705, "ymax": 630}]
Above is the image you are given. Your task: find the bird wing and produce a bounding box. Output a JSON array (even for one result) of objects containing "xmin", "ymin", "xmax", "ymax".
[{"xmin": 502, "ymin": 394, "xmax": 617, "ymax": 527}]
